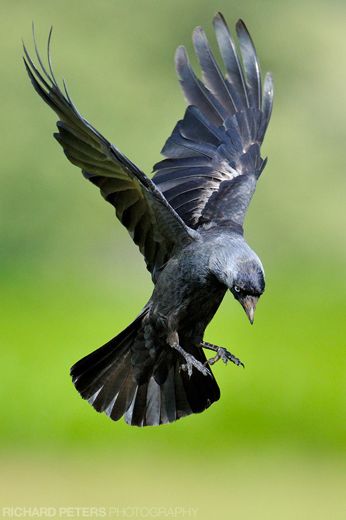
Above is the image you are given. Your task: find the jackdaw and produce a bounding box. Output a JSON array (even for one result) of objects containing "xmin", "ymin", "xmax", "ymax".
[{"xmin": 23, "ymin": 12, "xmax": 273, "ymax": 426}]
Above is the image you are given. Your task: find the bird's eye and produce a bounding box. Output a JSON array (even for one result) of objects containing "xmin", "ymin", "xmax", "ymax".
[{"xmin": 234, "ymin": 285, "xmax": 240, "ymax": 293}]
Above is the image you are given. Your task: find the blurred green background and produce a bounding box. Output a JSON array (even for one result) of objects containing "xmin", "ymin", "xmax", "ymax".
[{"xmin": 1, "ymin": 0, "xmax": 345, "ymax": 518}]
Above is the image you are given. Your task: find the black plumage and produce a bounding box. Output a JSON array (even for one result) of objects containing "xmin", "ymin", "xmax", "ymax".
[
  {"xmin": 154, "ymin": 14, "xmax": 273, "ymax": 232},
  {"xmin": 24, "ymin": 13, "xmax": 273, "ymax": 426}
]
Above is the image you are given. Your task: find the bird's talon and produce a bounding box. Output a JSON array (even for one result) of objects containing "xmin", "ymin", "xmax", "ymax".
[
  {"xmin": 206, "ymin": 353, "xmax": 220, "ymax": 366},
  {"xmin": 215, "ymin": 347, "xmax": 243, "ymax": 367},
  {"xmin": 203, "ymin": 343, "xmax": 244, "ymax": 368},
  {"xmin": 180, "ymin": 353, "xmax": 210, "ymax": 377},
  {"xmin": 180, "ymin": 362, "xmax": 192, "ymax": 377}
]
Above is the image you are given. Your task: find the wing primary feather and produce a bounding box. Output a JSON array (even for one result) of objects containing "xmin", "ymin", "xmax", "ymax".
[
  {"xmin": 262, "ymin": 72, "xmax": 274, "ymax": 129},
  {"xmin": 62, "ymin": 79, "xmax": 73, "ymax": 105},
  {"xmin": 31, "ymin": 23, "xmax": 52, "ymax": 86},
  {"xmin": 236, "ymin": 19, "xmax": 262, "ymax": 109},
  {"xmin": 213, "ymin": 12, "xmax": 250, "ymax": 109},
  {"xmin": 175, "ymin": 46, "xmax": 226, "ymax": 125},
  {"xmin": 47, "ymin": 26, "xmax": 59, "ymax": 88},
  {"xmin": 23, "ymin": 44, "xmax": 51, "ymax": 92},
  {"xmin": 192, "ymin": 26, "xmax": 237, "ymax": 114}
]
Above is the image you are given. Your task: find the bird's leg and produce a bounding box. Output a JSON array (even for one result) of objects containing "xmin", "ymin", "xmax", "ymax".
[
  {"xmin": 167, "ymin": 332, "xmax": 211, "ymax": 378},
  {"xmin": 201, "ymin": 341, "xmax": 244, "ymax": 368}
]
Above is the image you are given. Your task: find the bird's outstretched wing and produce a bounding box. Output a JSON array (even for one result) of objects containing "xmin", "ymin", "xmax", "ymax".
[
  {"xmin": 153, "ymin": 13, "xmax": 273, "ymax": 233},
  {"xmin": 23, "ymin": 31, "xmax": 197, "ymax": 281}
]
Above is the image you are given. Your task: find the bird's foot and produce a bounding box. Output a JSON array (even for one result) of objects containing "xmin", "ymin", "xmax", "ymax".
[
  {"xmin": 202, "ymin": 342, "xmax": 244, "ymax": 368},
  {"xmin": 167, "ymin": 332, "xmax": 211, "ymax": 378},
  {"xmin": 180, "ymin": 353, "xmax": 211, "ymax": 378}
]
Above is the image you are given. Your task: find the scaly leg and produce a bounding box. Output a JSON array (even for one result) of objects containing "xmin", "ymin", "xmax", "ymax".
[
  {"xmin": 167, "ymin": 332, "xmax": 211, "ymax": 377},
  {"xmin": 201, "ymin": 341, "xmax": 244, "ymax": 368}
]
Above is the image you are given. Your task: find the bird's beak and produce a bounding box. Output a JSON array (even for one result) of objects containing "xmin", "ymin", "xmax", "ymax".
[{"xmin": 240, "ymin": 295, "xmax": 258, "ymax": 324}]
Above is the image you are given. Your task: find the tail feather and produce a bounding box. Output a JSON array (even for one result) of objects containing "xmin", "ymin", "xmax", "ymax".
[
  {"xmin": 71, "ymin": 315, "xmax": 141, "ymax": 399},
  {"xmin": 159, "ymin": 366, "xmax": 176, "ymax": 424},
  {"xmin": 145, "ymin": 378, "xmax": 161, "ymax": 425},
  {"xmin": 129, "ymin": 383, "xmax": 148, "ymax": 427},
  {"xmin": 70, "ymin": 310, "xmax": 220, "ymax": 426},
  {"xmin": 92, "ymin": 352, "xmax": 131, "ymax": 413},
  {"xmin": 180, "ymin": 346, "xmax": 220, "ymax": 413},
  {"xmin": 109, "ymin": 370, "xmax": 137, "ymax": 421},
  {"xmin": 75, "ymin": 349, "xmax": 127, "ymax": 401}
]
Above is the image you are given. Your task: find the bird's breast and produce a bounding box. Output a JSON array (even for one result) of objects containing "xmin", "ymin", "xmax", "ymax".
[{"xmin": 150, "ymin": 251, "xmax": 226, "ymax": 332}]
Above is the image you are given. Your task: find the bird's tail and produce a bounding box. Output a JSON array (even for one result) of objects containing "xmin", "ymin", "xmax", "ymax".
[{"xmin": 70, "ymin": 309, "xmax": 220, "ymax": 426}]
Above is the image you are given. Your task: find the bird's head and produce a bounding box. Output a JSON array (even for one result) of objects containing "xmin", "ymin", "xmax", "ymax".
[
  {"xmin": 209, "ymin": 237, "xmax": 265, "ymax": 324},
  {"xmin": 229, "ymin": 258, "xmax": 265, "ymax": 324}
]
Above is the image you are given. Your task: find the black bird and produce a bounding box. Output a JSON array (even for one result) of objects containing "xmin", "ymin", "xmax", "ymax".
[{"xmin": 24, "ymin": 12, "xmax": 273, "ymax": 426}]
